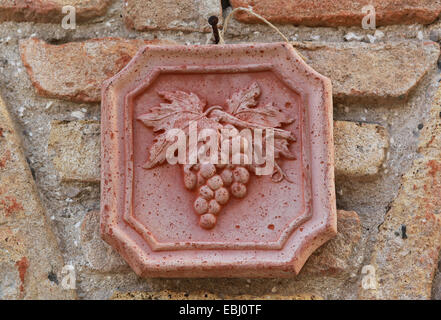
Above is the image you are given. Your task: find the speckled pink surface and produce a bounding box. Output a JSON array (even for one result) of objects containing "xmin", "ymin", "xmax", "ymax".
[{"xmin": 100, "ymin": 43, "xmax": 336, "ymax": 277}]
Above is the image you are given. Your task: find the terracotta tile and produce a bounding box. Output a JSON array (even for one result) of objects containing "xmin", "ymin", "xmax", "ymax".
[{"xmin": 100, "ymin": 42, "xmax": 336, "ymax": 277}]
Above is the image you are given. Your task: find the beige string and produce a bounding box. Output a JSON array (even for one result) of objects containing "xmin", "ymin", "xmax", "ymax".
[
  {"xmin": 219, "ymin": 7, "xmax": 291, "ymax": 44},
  {"xmin": 218, "ymin": 7, "xmax": 305, "ymax": 61}
]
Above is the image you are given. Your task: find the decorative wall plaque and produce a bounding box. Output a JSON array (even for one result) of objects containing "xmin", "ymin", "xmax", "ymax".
[{"xmin": 101, "ymin": 43, "xmax": 337, "ymax": 277}]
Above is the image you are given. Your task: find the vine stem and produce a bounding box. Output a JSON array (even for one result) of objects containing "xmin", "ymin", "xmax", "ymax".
[
  {"xmin": 209, "ymin": 109, "xmax": 296, "ymax": 141},
  {"xmin": 208, "ymin": 109, "xmax": 295, "ymax": 184}
]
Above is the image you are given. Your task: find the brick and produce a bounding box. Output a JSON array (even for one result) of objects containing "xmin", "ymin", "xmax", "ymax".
[
  {"xmin": 0, "ymin": 94, "xmax": 75, "ymax": 299},
  {"xmin": 359, "ymin": 86, "xmax": 441, "ymax": 300},
  {"xmin": 48, "ymin": 120, "xmax": 388, "ymax": 182},
  {"xmin": 21, "ymin": 40, "xmax": 439, "ymax": 103},
  {"xmin": 20, "ymin": 38, "xmax": 176, "ymax": 103},
  {"xmin": 48, "ymin": 120, "xmax": 100, "ymax": 183},
  {"xmin": 334, "ymin": 121, "xmax": 388, "ymax": 180},
  {"xmin": 296, "ymin": 41, "xmax": 440, "ymax": 102},
  {"xmin": 111, "ymin": 290, "xmax": 323, "ymax": 300},
  {"xmin": 123, "ymin": 0, "xmax": 222, "ymax": 32},
  {"xmin": 0, "ymin": 0, "xmax": 111, "ymax": 23},
  {"xmin": 231, "ymin": 0, "xmax": 441, "ymax": 27},
  {"xmin": 302, "ymin": 210, "xmax": 361, "ymax": 276},
  {"xmin": 80, "ymin": 211, "xmax": 129, "ymax": 272}
]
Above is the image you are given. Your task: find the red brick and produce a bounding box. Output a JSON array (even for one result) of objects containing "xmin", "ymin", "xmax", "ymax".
[
  {"xmin": 123, "ymin": 0, "xmax": 222, "ymax": 32},
  {"xmin": 20, "ymin": 38, "xmax": 176, "ymax": 103},
  {"xmin": 0, "ymin": 0, "xmax": 111, "ymax": 23},
  {"xmin": 231, "ymin": 0, "xmax": 441, "ymax": 27},
  {"xmin": 21, "ymin": 40, "xmax": 438, "ymax": 103}
]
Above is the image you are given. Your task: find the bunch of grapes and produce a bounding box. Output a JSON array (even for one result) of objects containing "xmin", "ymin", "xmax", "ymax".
[{"xmin": 182, "ymin": 126, "xmax": 251, "ymax": 229}]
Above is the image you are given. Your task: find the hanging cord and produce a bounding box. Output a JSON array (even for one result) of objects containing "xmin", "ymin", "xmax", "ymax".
[
  {"xmin": 218, "ymin": 7, "xmax": 305, "ymax": 61},
  {"xmin": 219, "ymin": 7, "xmax": 290, "ymax": 44}
]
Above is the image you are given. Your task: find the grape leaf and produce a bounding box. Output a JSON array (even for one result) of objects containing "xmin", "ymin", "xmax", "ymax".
[
  {"xmin": 226, "ymin": 82, "xmax": 260, "ymax": 114},
  {"xmin": 225, "ymin": 82, "xmax": 296, "ymax": 168},
  {"xmin": 139, "ymin": 84, "xmax": 296, "ymax": 180},
  {"xmin": 226, "ymin": 82, "xmax": 294, "ymax": 128},
  {"xmin": 274, "ymin": 138, "xmax": 296, "ymax": 160},
  {"xmin": 138, "ymin": 91, "xmax": 206, "ymax": 132},
  {"xmin": 141, "ymin": 133, "xmax": 171, "ymax": 169},
  {"xmin": 138, "ymin": 90, "xmax": 221, "ymax": 169}
]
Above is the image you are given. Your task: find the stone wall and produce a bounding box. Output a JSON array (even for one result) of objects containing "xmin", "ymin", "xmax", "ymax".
[{"xmin": 0, "ymin": 0, "xmax": 441, "ymax": 299}]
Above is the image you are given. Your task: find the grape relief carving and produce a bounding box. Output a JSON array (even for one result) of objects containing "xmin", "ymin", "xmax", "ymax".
[{"xmin": 137, "ymin": 82, "xmax": 297, "ymax": 229}]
